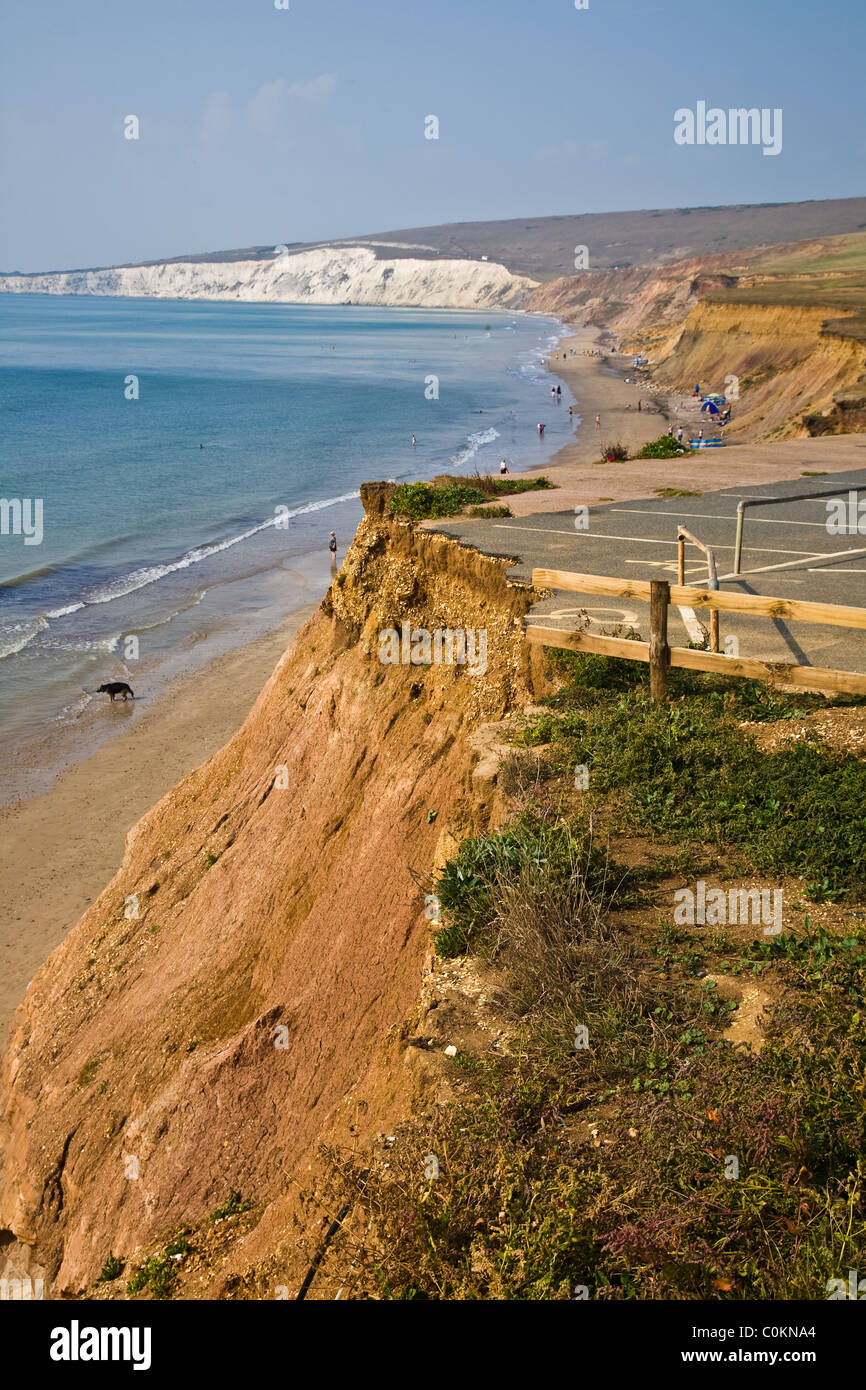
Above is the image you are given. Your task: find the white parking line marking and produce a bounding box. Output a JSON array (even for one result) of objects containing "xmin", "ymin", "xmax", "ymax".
[
  {"xmin": 718, "ymin": 547, "xmax": 866, "ymax": 580},
  {"xmin": 610, "ymin": 507, "xmax": 857, "ymax": 530},
  {"xmin": 490, "ymin": 523, "xmax": 855, "ymax": 561},
  {"xmin": 677, "ymin": 606, "xmax": 708, "ymax": 644}
]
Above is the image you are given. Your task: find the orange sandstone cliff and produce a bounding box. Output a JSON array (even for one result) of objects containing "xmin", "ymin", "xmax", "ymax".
[
  {"xmin": 526, "ymin": 238, "xmax": 866, "ymax": 441},
  {"xmin": 0, "ymin": 485, "xmax": 546, "ymax": 1295}
]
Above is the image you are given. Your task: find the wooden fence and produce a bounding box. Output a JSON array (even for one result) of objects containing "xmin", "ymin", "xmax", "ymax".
[{"xmin": 526, "ymin": 570, "xmax": 866, "ymax": 699}]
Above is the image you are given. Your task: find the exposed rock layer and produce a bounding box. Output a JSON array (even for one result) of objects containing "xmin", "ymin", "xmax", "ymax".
[
  {"xmin": 527, "ymin": 247, "xmax": 866, "ymax": 440},
  {"xmin": 0, "ymin": 246, "xmax": 536, "ymax": 310},
  {"xmin": 0, "ymin": 496, "xmax": 545, "ymax": 1293}
]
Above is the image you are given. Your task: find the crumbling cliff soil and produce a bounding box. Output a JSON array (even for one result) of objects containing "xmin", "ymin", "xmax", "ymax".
[
  {"xmin": 527, "ymin": 236, "xmax": 866, "ymax": 442},
  {"xmin": 0, "ymin": 486, "xmax": 548, "ymax": 1296}
]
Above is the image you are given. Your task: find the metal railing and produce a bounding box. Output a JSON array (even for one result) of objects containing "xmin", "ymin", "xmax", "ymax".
[
  {"xmin": 677, "ymin": 525, "xmax": 720, "ymax": 652},
  {"xmin": 732, "ymin": 484, "xmax": 865, "ymax": 575}
]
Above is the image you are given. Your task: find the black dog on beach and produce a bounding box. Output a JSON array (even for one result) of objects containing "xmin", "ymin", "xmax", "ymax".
[{"xmin": 96, "ymin": 681, "xmax": 135, "ymax": 702}]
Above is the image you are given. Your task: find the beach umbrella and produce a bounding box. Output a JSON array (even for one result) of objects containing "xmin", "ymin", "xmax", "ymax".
[{"xmin": 705, "ymin": 393, "xmax": 726, "ymax": 404}]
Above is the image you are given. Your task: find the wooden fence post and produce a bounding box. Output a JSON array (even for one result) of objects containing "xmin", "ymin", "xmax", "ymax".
[{"xmin": 650, "ymin": 580, "xmax": 670, "ymax": 700}]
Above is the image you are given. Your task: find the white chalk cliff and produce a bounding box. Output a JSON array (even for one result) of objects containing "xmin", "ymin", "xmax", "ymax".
[{"xmin": 0, "ymin": 245, "xmax": 537, "ymax": 310}]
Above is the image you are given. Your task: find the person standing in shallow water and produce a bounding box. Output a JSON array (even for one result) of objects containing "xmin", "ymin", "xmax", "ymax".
[{"xmin": 329, "ymin": 532, "xmax": 337, "ymax": 570}]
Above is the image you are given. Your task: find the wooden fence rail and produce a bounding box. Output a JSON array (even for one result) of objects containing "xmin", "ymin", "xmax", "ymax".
[
  {"xmin": 531, "ymin": 569, "xmax": 866, "ymax": 631},
  {"xmin": 528, "ymin": 571, "xmax": 866, "ymax": 699}
]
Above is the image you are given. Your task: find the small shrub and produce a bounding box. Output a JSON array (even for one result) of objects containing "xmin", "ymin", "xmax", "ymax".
[
  {"xmin": 637, "ymin": 434, "xmax": 689, "ymax": 458},
  {"xmin": 389, "ymin": 482, "xmax": 487, "ymax": 520},
  {"xmin": 209, "ymin": 1189, "xmax": 252, "ymax": 1222},
  {"xmin": 77, "ymin": 1058, "xmax": 101, "ymax": 1089},
  {"xmin": 433, "ymin": 473, "xmax": 553, "ymax": 497},
  {"xmin": 498, "ymin": 750, "xmax": 549, "ymax": 798},
  {"xmin": 95, "ymin": 1254, "xmax": 125, "ymax": 1285},
  {"xmin": 126, "ymin": 1251, "xmax": 178, "ymax": 1300},
  {"xmin": 434, "ymin": 814, "xmax": 631, "ymax": 960}
]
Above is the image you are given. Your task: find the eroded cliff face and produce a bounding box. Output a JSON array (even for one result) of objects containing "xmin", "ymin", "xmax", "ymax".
[
  {"xmin": 0, "ymin": 246, "xmax": 536, "ymax": 310},
  {"xmin": 651, "ymin": 301, "xmax": 866, "ymax": 439},
  {"xmin": 527, "ymin": 250, "xmax": 866, "ymax": 441},
  {"xmin": 0, "ymin": 493, "xmax": 545, "ymax": 1294},
  {"xmin": 524, "ymin": 257, "xmax": 739, "ymax": 338}
]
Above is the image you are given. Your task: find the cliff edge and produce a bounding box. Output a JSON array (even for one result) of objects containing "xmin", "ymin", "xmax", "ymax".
[{"xmin": 0, "ymin": 491, "xmax": 546, "ymax": 1294}]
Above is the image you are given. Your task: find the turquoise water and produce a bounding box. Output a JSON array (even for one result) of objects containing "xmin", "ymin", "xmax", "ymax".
[{"xmin": 0, "ymin": 295, "xmax": 572, "ymax": 769}]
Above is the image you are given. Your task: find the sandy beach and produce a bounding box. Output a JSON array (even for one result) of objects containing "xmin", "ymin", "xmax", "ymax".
[
  {"xmin": 511, "ymin": 325, "xmax": 866, "ymax": 514},
  {"xmin": 0, "ymin": 603, "xmax": 315, "ymax": 1038}
]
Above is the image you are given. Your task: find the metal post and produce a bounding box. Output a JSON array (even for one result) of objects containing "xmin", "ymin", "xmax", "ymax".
[
  {"xmin": 733, "ymin": 502, "xmax": 746, "ymax": 576},
  {"xmin": 677, "ymin": 533, "xmax": 685, "ymax": 587}
]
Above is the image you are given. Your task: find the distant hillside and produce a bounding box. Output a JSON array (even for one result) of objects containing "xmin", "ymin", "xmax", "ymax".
[
  {"xmin": 350, "ymin": 199, "xmax": 866, "ymax": 280},
  {"xmin": 6, "ymin": 197, "xmax": 866, "ymax": 282}
]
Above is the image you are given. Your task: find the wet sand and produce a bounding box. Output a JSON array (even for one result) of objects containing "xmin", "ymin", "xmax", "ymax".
[{"xmin": 0, "ymin": 603, "xmax": 315, "ymax": 1038}]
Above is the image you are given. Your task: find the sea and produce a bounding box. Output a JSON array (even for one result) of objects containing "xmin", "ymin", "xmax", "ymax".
[{"xmin": 0, "ymin": 295, "xmax": 574, "ymax": 797}]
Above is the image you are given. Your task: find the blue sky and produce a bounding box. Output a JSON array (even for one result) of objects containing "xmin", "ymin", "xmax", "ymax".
[{"xmin": 1, "ymin": 0, "xmax": 864, "ymax": 271}]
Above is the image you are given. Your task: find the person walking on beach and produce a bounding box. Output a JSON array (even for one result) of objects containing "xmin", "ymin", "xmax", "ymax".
[
  {"xmin": 556, "ymin": 384, "xmax": 562, "ymax": 400},
  {"xmin": 499, "ymin": 458, "xmax": 509, "ymax": 476},
  {"xmin": 595, "ymin": 414, "xmax": 601, "ymax": 429},
  {"xmin": 329, "ymin": 532, "xmax": 337, "ymax": 560},
  {"xmin": 677, "ymin": 426, "xmax": 684, "ymax": 443},
  {"xmin": 568, "ymin": 405, "xmax": 573, "ymax": 420},
  {"xmin": 637, "ymin": 399, "xmax": 642, "ymax": 412}
]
